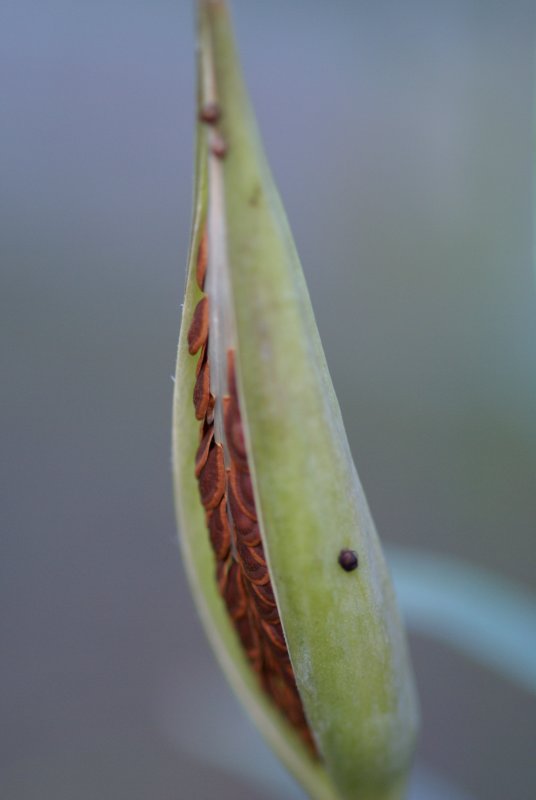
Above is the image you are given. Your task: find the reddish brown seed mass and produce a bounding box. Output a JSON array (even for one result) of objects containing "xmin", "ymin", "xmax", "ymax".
[
  {"xmin": 187, "ymin": 290, "xmax": 317, "ymax": 755},
  {"xmin": 187, "ymin": 297, "xmax": 209, "ymax": 355}
]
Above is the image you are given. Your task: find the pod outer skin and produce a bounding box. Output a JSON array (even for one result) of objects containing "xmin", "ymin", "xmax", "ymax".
[{"xmin": 172, "ymin": 4, "xmax": 419, "ymax": 799}]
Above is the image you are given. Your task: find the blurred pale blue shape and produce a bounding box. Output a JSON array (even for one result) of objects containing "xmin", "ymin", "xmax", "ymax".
[
  {"xmin": 176, "ymin": 700, "xmax": 474, "ymax": 800},
  {"xmin": 388, "ymin": 546, "xmax": 536, "ymax": 695}
]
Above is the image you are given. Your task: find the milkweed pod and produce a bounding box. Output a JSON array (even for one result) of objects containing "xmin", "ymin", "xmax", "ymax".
[{"xmin": 172, "ymin": 2, "xmax": 419, "ymax": 798}]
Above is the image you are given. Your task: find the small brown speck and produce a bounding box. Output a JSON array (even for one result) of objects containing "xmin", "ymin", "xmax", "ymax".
[
  {"xmin": 199, "ymin": 101, "xmax": 221, "ymax": 125},
  {"xmin": 338, "ymin": 549, "xmax": 358, "ymax": 572},
  {"xmin": 211, "ymin": 134, "xmax": 228, "ymax": 159}
]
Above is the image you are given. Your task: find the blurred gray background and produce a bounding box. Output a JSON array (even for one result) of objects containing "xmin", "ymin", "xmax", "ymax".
[{"xmin": 2, "ymin": 1, "xmax": 535, "ymax": 798}]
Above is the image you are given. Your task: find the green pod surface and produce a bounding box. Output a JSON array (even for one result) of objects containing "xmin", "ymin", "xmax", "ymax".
[{"xmin": 172, "ymin": 3, "xmax": 419, "ymax": 799}]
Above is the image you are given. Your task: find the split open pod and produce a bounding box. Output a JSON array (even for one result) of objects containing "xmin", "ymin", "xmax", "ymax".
[{"xmin": 172, "ymin": 3, "xmax": 419, "ymax": 798}]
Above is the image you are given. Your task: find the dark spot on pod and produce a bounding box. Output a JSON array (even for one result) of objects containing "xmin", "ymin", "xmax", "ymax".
[
  {"xmin": 198, "ymin": 442, "xmax": 225, "ymax": 510},
  {"xmin": 207, "ymin": 497, "xmax": 231, "ymax": 560},
  {"xmin": 338, "ymin": 549, "xmax": 359, "ymax": 572},
  {"xmin": 193, "ymin": 357, "xmax": 211, "ymax": 420},
  {"xmin": 211, "ymin": 133, "xmax": 228, "ymax": 159},
  {"xmin": 199, "ymin": 101, "xmax": 221, "ymax": 125},
  {"xmin": 196, "ymin": 230, "xmax": 208, "ymax": 290},
  {"xmin": 187, "ymin": 296, "xmax": 209, "ymax": 355},
  {"xmin": 194, "ymin": 424, "xmax": 214, "ymax": 478}
]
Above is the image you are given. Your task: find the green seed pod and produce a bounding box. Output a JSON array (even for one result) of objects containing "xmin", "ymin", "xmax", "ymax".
[{"xmin": 172, "ymin": 2, "xmax": 419, "ymax": 799}]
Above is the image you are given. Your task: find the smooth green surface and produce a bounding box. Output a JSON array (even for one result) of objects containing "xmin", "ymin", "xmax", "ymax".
[{"xmin": 173, "ymin": 3, "xmax": 418, "ymax": 798}]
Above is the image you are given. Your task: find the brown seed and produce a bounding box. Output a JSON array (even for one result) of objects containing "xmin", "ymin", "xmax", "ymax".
[
  {"xmin": 247, "ymin": 566, "xmax": 272, "ymax": 587},
  {"xmin": 262, "ymin": 619, "xmax": 288, "ymax": 652},
  {"xmin": 195, "ymin": 343, "xmax": 207, "ymax": 377},
  {"xmin": 196, "ymin": 229, "xmax": 208, "ymax": 289},
  {"xmin": 195, "ymin": 424, "xmax": 214, "ymax": 478},
  {"xmin": 228, "ymin": 479, "xmax": 258, "ymax": 535},
  {"xmin": 224, "ymin": 396, "xmax": 248, "ymax": 469},
  {"xmin": 198, "ymin": 443, "xmax": 225, "ymax": 510},
  {"xmin": 208, "ymin": 497, "xmax": 231, "ymax": 560},
  {"xmin": 187, "ymin": 296, "xmax": 209, "ymax": 355},
  {"xmin": 199, "ymin": 101, "xmax": 221, "ymax": 125},
  {"xmin": 193, "ymin": 357, "xmax": 210, "ymax": 420},
  {"xmin": 223, "ymin": 561, "xmax": 248, "ymax": 620},
  {"xmin": 237, "ymin": 538, "xmax": 266, "ymax": 569},
  {"xmin": 250, "ymin": 578, "xmax": 277, "ymax": 609},
  {"xmin": 237, "ymin": 547, "xmax": 269, "ymax": 586},
  {"xmin": 240, "ymin": 522, "xmax": 262, "ymax": 547},
  {"xmin": 229, "ymin": 463, "xmax": 256, "ymax": 520},
  {"xmin": 253, "ymin": 595, "xmax": 281, "ymax": 624}
]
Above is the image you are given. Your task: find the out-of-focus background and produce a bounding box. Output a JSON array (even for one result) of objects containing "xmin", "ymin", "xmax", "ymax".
[{"xmin": 2, "ymin": 1, "xmax": 535, "ymax": 798}]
